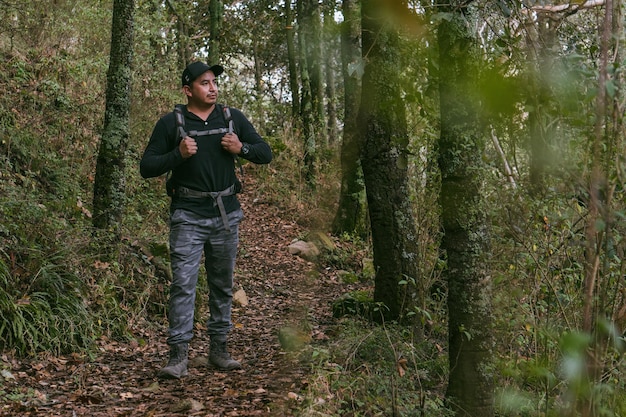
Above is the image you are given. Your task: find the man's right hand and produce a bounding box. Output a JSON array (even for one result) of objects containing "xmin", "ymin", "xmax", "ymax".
[{"xmin": 179, "ymin": 137, "xmax": 197, "ymax": 158}]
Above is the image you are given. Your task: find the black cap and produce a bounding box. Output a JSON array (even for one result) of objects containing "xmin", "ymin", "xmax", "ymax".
[{"xmin": 181, "ymin": 61, "xmax": 224, "ymax": 86}]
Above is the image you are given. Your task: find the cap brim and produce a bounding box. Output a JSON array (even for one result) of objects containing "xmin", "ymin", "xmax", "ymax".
[{"xmin": 208, "ymin": 64, "xmax": 224, "ymax": 77}]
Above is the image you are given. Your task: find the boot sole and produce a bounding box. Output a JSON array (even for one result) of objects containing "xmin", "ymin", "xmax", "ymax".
[
  {"xmin": 157, "ymin": 369, "xmax": 189, "ymax": 379},
  {"xmin": 207, "ymin": 360, "xmax": 242, "ymax": 371}
]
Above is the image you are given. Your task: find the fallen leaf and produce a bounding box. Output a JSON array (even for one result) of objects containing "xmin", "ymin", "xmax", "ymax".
[
  {"xmin": 190, "ymin": 399, "xmax": 204, "ymax": 411},
  {"xmin": 120, "ymin": 392, "xmax": 135, "ymax": 400},
  {"xmin": 171, "ymin": 399, "xmax": 192, "ymax": 413},
  {"xmin": 1, "ymin": 369, "xmax": 15, "ymax": 380},
  {"xmin": 288, "ymin": 392, "xmax": 303, "ymax": 401},
  {"xmin": 142, "ymin": 382, "xmax": 160, "ymax": 393},
  {"xmin": 234, "ymin": 288, "xmax": 248, "ymax": 306}
]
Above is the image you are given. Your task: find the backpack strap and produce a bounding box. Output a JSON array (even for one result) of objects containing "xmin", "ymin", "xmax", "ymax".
[
  {"xmin": 222, "ymin": 105, "xmax": 244, "ymax": 179},
  {"xmin": 223, "ymin": 106, "xmax": 235, "ymax": 134},
  {"xmin": 174, "ymin": 104, "xmax": 230, "ymax": 139},
  {"xmin": 166, "ymin": 105, "xmax": 187, "ymax": 196},
  {"xmin": 173, "ymin": 104, "xmax": 187, "ymax": 143}
]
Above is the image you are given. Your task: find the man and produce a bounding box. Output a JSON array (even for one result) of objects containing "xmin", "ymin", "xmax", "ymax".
[{"xmin": 140, "ymin": 61, "xmax": 272, "ymax": 379}]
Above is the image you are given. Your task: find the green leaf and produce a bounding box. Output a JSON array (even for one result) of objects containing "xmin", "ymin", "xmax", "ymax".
[
  {"xmin": 605, "ymin": 80, "xmax": 616, "ymax": 98},
  {"xmin": 595, "ymin": 218, "xmax": 606, "ymax": 232}
]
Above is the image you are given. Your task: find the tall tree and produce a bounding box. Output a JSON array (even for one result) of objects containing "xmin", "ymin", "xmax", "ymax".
[
  {"xmin": 165, "ymin": 0, "xmax": 189, "ymax": 68},
  {"xmin": 285, "ymin": 0, "xmax": 300, "ymax": 118},
  {"xmin": 208, "ymin": 0, "xmax": 223, "ymax": 65},
  {"xmin": 578, "ymin": 1, "xmax": 616, "ymax": 415},
  {"xmin": 300, "ymin": 0, "xmax": 326, "ymax": 145},
  {"xmin": 92, "ymin": 0, "xmax": 135, "ymax": 243},
  {"xmin": 437, "ymin": 2, "xmax": 494, "ymax": 416},
  {"xmin": 298, "ymin": 0, "xmax": 317, "ymax": 186},
  {"xmin": 332, "ymin": 0, "xmax": 366, "ymax": 236},
  {"xmin": 359, "ymin": 0, "xmax": 420, "ymax": 322},
  {"xmin": 323, "ymin": 0, "xmax": 339, "ymax": 144},
  {"xmin": 524, "ymin": 10, "xmax": 559, "ymax": 194}
]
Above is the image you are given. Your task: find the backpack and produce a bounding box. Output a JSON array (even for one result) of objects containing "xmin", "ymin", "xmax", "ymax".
[
  {"xmin": 166, "ymin": 104, "xmax": 243, "ymax": 197},
  {"xmin": 173, "ymin": 104, "xmax": 235, "ymax": 140}
]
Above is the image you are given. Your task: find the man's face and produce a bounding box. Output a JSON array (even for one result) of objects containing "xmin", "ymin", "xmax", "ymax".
[{"xmin": 186, "ymin": 70, "xmax": 219, "ymax": 106}]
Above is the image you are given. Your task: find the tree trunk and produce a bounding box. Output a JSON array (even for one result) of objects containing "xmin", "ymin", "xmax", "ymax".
[
  {"xmin": 526, "ymin": 14, "xmax": 557, "ymax": 194},
  {"xmin": 92, "ymin": 0, "xmax": 134, "ymax": 243},
  {"xmin": 301, "ymin": 0, "xmax": 326, "ymax": 146},
  {"xmin": 165, "ymin": 0, "xmax": 188, "ymax": 68},
  {"xmin": 208, "ymin": 0, "xmax": 223, "ymax": 65},
  {"xmin": 332, "ymin": 0, "xmax": 366, "ymax": 236},
  {"xmin": 578, "ymin": 2, "xmax": 613, "ymax": 416},
  {"xmin": 298, "ymin": 0, "xmax": 316, "ymax": 187},
  {"xmin": 437, "ymin": 5, "xmax": 494, "ymax": 417},
  {"xmin": 285, "ymin": 0, "xmax": 300, "ymax": 119},
  {"xmin": 252, "ymin": 40, "xmax": 266, "ymax": 134},
  {"xmin": 324, "ymin": 1, "xmax": 338, "ymax": 144},
  {"xmin": 359, "ymin": 0, "xmax": 420, "ymax": 323}
]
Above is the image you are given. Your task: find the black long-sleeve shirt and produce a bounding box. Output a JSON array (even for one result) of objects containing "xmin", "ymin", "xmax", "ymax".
[{"xmin": 140, "ymin": 104, "xmax": 272, "ymax": 218}]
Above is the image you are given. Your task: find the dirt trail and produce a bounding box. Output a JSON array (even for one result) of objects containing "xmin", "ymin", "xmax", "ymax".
[{"xmin": 1, "ymin": 175, "xmax": 346, "ymax": 416}]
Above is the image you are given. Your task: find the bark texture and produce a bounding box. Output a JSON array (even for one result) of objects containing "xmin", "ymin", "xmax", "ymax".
[
  {"xmin": 332, "ymin": 0, "xmax": 365, "ymax": 236},
  {"xmin": 92, "ymin": 0, "xmax": 134, "ymax": 241},
  {"xmin": 359, "ymin": 0, "xmax": 420, "ymax": 322},
  {"xmin": 437, "ymin": 5, "xmax": 495, "ymax": 417}
]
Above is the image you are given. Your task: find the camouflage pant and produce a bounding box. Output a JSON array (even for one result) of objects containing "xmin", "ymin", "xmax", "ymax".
[{"xmin": 166, "ymin": 207, "xmax": 243, "ymax": 345}]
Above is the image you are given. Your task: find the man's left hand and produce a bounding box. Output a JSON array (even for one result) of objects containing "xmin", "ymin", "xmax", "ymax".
[{"xmin": 221, "ymin": 133, "xmax": 242, "ymax": 155}]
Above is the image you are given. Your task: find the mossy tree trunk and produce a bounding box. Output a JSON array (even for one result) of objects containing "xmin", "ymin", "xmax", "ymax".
[
  {"xmin": 359, "ymin": 0, "xmax": 420, "ymax": 323},
  {"xmin": 297, "ymin": 0, "xmax": 316, "ymax": 188},
  {"xmin": 285, "ymin": 0, "xmax": 300, "ymax": 119},
  {"xmin": 301, "ymin": 0, "xmax": 326, "ymax": 146},
  {"xmin": 324, "ymin": 2, "xmax": 338, "ymax": 145},
  {"xmin": 92, "ymin": 0, "xmax": 134, "ymax": 244},
  {"xmin": 437, "ymin": 4, "xmax": 494, "ymax": 416},
  {"xmin": 208, "ymin": 0, "xmax": 223, "ymax": 65},
  {"xmin": 332, "ymin": 0, "xmax": 366, "ymax": 236}
]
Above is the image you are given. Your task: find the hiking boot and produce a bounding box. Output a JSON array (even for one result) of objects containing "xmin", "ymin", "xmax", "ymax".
[
  {"xmin": 157, "ymin": 342, "xmax": 189, "ymax": 379},
  {"xmin": 209, "ymin": 336, "xmax": 241, "ymax": 370}
]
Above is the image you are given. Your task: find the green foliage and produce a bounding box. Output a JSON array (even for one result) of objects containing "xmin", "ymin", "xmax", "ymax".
[
  {"xmin": 319, "ymin": 232, "xmax": 369, "ymax": 277},
  {"xmin": 489, "ymin": 179, "xmax": 626, "ymax": 415},
  {"xmin": 0, "ymin": 2, "xmax": 168, "ymax": 356},
  {"xmin": 300, "ymin": 319, "xmax": 452, "ymax": 417},
  {"xmin": 0, "ymin": 251, "xmax": 96, "ymax": 355},
  {"xmin": 332, "ymin": 290, "xmax": 376, "ymax": 320}
]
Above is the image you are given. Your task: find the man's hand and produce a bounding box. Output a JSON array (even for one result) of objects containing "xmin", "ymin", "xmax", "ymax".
[
  {"xmin": 179, "ymin": 137, "xmax": 197, "ymax": 159},
  {"xmin": 221, "ymin": 132, "xmax": 243, "ymax": 155}
]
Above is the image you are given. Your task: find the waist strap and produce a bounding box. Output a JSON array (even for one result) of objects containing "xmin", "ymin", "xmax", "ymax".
[{"xmin": 172, "ymin": 184, "xmax": 237, "ymax": 232}]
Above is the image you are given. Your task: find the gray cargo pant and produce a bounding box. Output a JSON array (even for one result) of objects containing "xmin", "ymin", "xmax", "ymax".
[{"xmin": 166, "ymin": 207, "xmax": 243, "ymax": 346}]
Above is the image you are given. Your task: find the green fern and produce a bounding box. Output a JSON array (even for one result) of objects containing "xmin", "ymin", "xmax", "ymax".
[{"xmin": 0, "ymin": 251, "xmax": 97, "ymax": 355}]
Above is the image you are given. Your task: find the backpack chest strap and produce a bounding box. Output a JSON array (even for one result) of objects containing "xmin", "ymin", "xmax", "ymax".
[{"xmin": 187, "ymin": 127, "xmax": 230, "ymax": 137}]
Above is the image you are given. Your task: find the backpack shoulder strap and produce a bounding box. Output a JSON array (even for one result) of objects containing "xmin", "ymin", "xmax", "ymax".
[
  {"xmin": 222, "ymin": 105, "xmax": 236, "ymax": 135},
  {"xmin": 221, "ymin": 105, "xmax": 244, "ymax": 179},
  {"xmin": 166, "ymin": 105, "xmax": 187, "ymax": 195},
  {"xmin": 173, "ymin": 104, "xmax": 187, "ymax": 144}
]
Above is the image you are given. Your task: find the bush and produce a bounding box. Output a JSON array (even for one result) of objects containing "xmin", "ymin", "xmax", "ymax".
[{"xmin": 0, "ymin": 252, "xmax": 97, "ymax": 355}]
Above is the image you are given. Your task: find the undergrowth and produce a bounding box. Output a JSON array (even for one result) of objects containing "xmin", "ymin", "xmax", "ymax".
[{"xmin": 297, "ymin": 317, "xmax": 451, "ymax": 417}]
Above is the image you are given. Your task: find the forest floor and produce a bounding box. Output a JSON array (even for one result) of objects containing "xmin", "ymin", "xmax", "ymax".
[{"xmin": 0, "ymin": 174, "xmax": 358, "ymax": 417}]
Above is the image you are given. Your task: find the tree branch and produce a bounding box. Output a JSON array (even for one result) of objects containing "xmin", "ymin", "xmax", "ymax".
[
  {"xmin": 531, "ymin": 0, "xmax": 605, "ymax": 14},
  {"xmin": 490, "ymin": 128, "xmax": 517, "ymax": 188}
]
